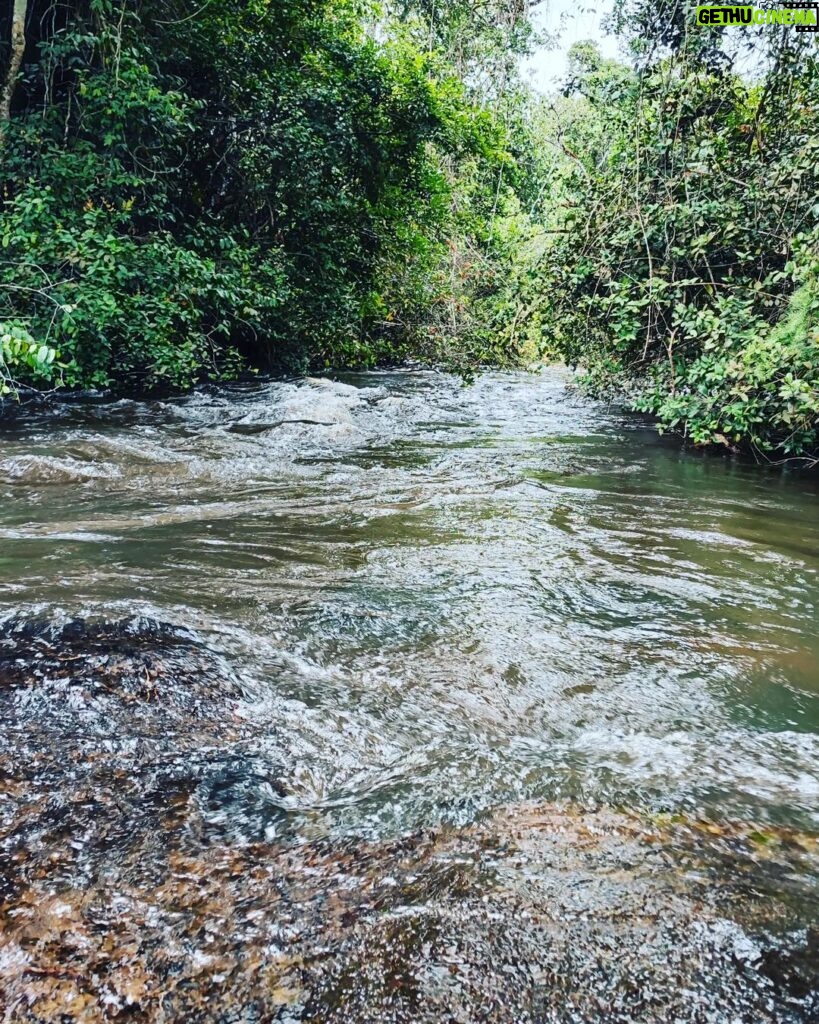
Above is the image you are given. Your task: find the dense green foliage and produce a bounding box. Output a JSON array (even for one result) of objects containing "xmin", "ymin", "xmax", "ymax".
[
  {"xmin": 0, "ymin": 321, "xmax": 56, "ymax": 393},
  {"xmin": 538, "ymin": 18, "xmax": 819, "ymax": 461},
  {"xmin": 0, "ymin": 0, "xmax": 538, "ymax": 393},
  {"xmin": 2, "ymin": 0, "xmax": 817, "ymax": 463}
]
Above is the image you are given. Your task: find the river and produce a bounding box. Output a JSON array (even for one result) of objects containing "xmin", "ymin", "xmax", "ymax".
[{"xmin": 1, "ymin": 368, "xmax": 818, "ymax": 1021}]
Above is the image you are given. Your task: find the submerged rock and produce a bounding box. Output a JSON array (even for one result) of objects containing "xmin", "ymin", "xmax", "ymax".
[
  {"xmin": 0, "ymin": 615, "xmax": 239, "ymax": 719},
  {"xmin": 0, "ymin": 618, "xmax": 817, "ymax": 1022},
  {"xmin": 0, "ymin": 616, "xmax": 288, "ymax": 896},
  {"xmin": 2, "ymin": 804, "xmax": 818, "ymax": 1020},
  {"xmin": 0, "ymin": 454, "xmax": 121, "ymax": 486}
]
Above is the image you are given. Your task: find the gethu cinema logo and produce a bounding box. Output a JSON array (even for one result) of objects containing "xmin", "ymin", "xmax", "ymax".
[{"xmin": 696, "ymin": 4, "xmax": 818, "ymax": 25}]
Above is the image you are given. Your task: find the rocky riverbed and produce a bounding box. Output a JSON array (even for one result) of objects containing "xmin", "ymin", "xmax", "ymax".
[{"xmin": 1, "ymin": 617, "xmax": 817, "ymax": 1023}]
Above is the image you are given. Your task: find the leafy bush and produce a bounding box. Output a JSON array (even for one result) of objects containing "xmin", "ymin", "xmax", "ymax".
[
  {"xmin": 633, "ymin": 279, "xmax": 819, "ymax": 455},
  {"xmin": 0, "ymin": 321, "xmax": 57, "ymax": 395},
  {"xmin": 538, "ymin": 27, "xmax": 819, "ymax": 462}
]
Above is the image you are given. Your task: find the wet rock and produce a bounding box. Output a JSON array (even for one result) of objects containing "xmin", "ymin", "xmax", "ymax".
[
  {"xmin": 0, "ymin": 619, "xmax": 817, "ymax": 1023},
  {"xmin": 226, "ymin": 419, "xmax": 337, "ymax": 435},
  {"xmin": 0, "ymin": 615, "xmax": 248, "ymax": 740},
  {"xmin": 1, "ymin": 800, "xmax": 817, "ymax": 1023},
  {"xmin": 0, "ymin": 616, "xmax": 287, "ymax": 894},
  {"xmin": 0, "ymin": 454, "xmax": 122, "ymax": 486}
]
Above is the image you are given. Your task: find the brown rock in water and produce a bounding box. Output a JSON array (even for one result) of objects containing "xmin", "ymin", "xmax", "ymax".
[
  {"xmin": 0, "ymin": 619, "xmax": 817, "ymax": 1023},
  {"xmin": 0, "ymin": 617, "xmax": 288, "ymax": 894}
]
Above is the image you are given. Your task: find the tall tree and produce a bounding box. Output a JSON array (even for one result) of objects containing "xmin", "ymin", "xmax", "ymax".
[{"xmin": 1, "ymin": 0, "xmax": 28, "ymax": 124}]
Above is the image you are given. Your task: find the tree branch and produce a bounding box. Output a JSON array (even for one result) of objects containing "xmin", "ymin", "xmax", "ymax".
[{"xmin": 0, "ymin": 0, "xmax": 28, "ymax": 127}]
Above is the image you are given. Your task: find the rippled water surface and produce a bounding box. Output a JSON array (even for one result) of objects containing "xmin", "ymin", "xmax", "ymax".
[{"xmin": 2, "ymin": 368, "xmax": 818, "ymax": 840}]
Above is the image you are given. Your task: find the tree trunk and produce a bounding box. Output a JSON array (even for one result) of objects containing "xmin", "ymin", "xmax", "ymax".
[{"xmin": 1, "ymin": 0, "xmax": 28, "ymax": 124}]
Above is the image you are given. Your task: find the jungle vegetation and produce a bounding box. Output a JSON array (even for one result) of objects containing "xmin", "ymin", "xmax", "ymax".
[{"xmin": 0, "ymin": 0, "xmax": 817, "ymax": 462}]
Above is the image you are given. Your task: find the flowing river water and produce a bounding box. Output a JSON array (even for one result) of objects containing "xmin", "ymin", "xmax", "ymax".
[{"xmin": 1, "ymin": 368, "xmax": 818, "ymax": 1022}]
